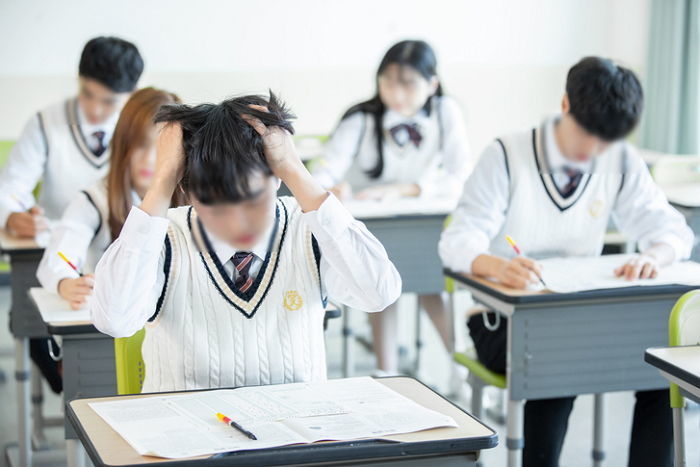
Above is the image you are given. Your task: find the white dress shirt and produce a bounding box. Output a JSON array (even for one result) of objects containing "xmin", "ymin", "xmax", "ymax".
[
  {"xmin": 0, "ymin": 98, "xmax": 117, "ymax": 227},
  {"xmin": 36, "ymin": 183, "xmax": 140, "ymax": 294},
  {"xmin": 439, "ymin": 116, "xmax": 694, "ymax": 274},
  {"xmin": 91, "ymin": 194, "xmax": 402, "ymax": 337},
  {"xmin": 313, "ymin": 96, "xmax": 471, "ymax": 202}
]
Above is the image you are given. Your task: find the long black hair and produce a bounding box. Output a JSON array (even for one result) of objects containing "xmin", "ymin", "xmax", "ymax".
[{"xmin": 341, "ymin": 40, "xmax": 443, "ymax": 179}]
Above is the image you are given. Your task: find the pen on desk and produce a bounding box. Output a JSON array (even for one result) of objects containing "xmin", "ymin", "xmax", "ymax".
[
  {"xmin": 57, "ymin": 251, "xmax": 83, "ymax": 276},
  {"xmin": 505, "ymin": 235, "xmax": 547, "ymax": 288},
  {"xmin": 216, "ymin": 412, "xmax": 257, "ymax": 440}
]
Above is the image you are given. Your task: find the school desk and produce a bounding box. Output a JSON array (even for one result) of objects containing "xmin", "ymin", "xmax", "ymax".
[
  {"xmin": 28, "ymin": 287, "xmax": 116, "ymax": 467},
  {"xmin": 445, "ymin": 269, "xmax": 697, "ymax": 467},
  {"xmin": 29, "ymin": 287, "xmax": 346, "ymax": 467},
  {"xmin": 340, "ymin": 199, "xmax": 453, "ymax": 378},
  {"xmin": 662, "ymin": 183, "xmax": 700, "ymax": 261},
  {"xmin": 645, "ymin": 345, "xmax": 700, "ymax": 403},
  {"xmin": 67, "ymin": 376, "xmax": 497, "ymax": 467},
  {"xmin": 0, "ymin": 229, "xmax": 61, "ymax": 467}
]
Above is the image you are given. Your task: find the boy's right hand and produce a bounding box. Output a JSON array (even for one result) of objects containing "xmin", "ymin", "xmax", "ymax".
[
  {"xmin": 58, "ymin": 274, "xmax": 95, "ymax": 310},
  {"xmin": 496, "ymin": 256, "xmax": 542, "ymax": 289},
  {"xmin": 154, "ymin": 122, "xmax": 186, "ymax": 191},
  {"xmin": 6, "ymin": 206, "xmax": 48, "ymax": 238}
]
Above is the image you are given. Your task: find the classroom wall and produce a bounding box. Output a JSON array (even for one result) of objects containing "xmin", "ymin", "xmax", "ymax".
[{"xmin": 0, "ymin": 0, "xmax": 650, "ymax": 156}]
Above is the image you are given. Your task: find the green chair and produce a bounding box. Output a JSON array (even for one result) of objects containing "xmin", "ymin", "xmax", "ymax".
[
  {"xmin": 114, "ymin": 329, "xmax": 146, "ymax": 395},
  {"xmin": 0, "ymin": 141, "xmax": 15, "ymax": 277},
  {"xmin": 449, "ymin": 275, "xmax": 607, "ymax": 466},
  {"xmin": 667, "ymin": 290, "xmax": 700, "ymax": 466}
]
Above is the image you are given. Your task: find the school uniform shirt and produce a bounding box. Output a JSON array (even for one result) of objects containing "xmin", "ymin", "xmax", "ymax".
[
  {"xmin": 439, "ymin": 115, "xmax": 693, "ymax": 274},
  {"xmin": 314, "ymin": 96, "xmax": 471, "ymax": 202},
  {"xmin": 91, "ymin": 194, "xmax": 402, "ymax": 392},
  {"xmin": 36, "ymin": 179, "xmax": 140, "ymax": 294},
  {"xmin": 0, "ymin": 97, "xmax": 116, "ymax": 226}
]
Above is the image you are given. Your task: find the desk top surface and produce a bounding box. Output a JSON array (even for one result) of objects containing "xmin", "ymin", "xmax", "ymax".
[
  {"xmin": 68, "ymin": 376, "xmax": 497, "ymax": 466},
  {"xmin": 28, "ymin": 287, "xmax": 96, "ymax": 335},
  {"xmin": 0, "ymin": 228, "xmax": 46, "ymax": 253},
  {"xmin": 344, "ymin": 198, "xmax": 453, "ymax": 220},
  {"xmin": 446, "ymin": 269, "xmax": 698, "ymax": 305},
  {"xmin": 645, "ymin": 346, "xmax": 700, "ymax": 390},
  {"xmin": 662, "ymin": 183, "xmax": 700, "ymax": 209}
]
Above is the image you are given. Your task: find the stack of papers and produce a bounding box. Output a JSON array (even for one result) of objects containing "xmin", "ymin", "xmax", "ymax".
[
  {"xmin": 90, "ymin": 377, "xmax": 458, "ymax": 459},
  {"xmin": 344, "ymin": 198, "xmax": 455, "ymax": 219}
]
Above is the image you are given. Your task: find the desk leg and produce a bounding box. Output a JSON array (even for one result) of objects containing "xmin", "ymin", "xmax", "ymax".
[
  {"xmin": 15, "ymin": 337, "xmax": 31, "ymax": 467},
  {"xmin": 66, "ymin": 440, "xmax": 86, "ymax": 467},
  {"xmin": 413, "ymin": 299, "xmax": 422, "ymax": 375},
  {"xmin": 31, "ymin": 363, "xmax": 50, "ymax": 450},
  {"xmin": 341, "ymin": 306, "xmax": 354, "ymax": 378},
  {"xmin": 592, "ymin": 393, "xmax": 605, "ymax": 467},
  {"xmin": 672, "ymin": 407, "xmax": 685, "ymax": 467},
  {"xmin": 506, "ymin": 397, "xmax": 524, "ymax": 467}
]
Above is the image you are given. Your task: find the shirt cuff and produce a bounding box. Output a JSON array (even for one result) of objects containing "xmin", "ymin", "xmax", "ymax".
[
  {"xmin": 301, "ymin": 193, "xmax": 355, "ymax": 242},
  {"xmin": 644, "ymin": 233, "xmax": 692, "ymax": 262},
  {"xmin": 120, "ymin": 206, "xmax": 171, "ymax": 252}
]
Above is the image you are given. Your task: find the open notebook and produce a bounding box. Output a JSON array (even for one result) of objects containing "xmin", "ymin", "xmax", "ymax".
[
  {"xmin": 537, "ymin": 254, "xmax": 700, "ymax": 293},
  {"xmin": 89, "ymin": 377, "xmax": 458, "ymax": 459}
]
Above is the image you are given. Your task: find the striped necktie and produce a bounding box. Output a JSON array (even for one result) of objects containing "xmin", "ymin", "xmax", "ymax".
[
  {"xmin": 561, "ymin": 166, "xmax": 583, "ymax": 198},
  {"xmin": 92, "ymin": 130, "xmax": 107, "ymax": 157},
  {"xmin": 232, "ymin": 252, "xmax": 255, "ymax": 293}
]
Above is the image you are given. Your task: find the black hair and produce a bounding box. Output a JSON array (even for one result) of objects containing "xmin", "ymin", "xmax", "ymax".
[
  {"xmin": 79, "ymin": 36, "xmax": 144, "ymax": 93},
  {"xmin": 340, "ymin": 40, "xmax": 443, "ymax": 179},
  {"xmin": 154, "ymin": 92, "xmax": 295, "ymax": 205},
  {"xmin": 565, "ymin": 56, "xmax": 643, "ymax": 141}
]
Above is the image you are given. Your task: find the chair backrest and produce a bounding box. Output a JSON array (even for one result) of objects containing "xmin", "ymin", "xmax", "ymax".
[
  {"xmin": 651, "ymin": 154, "xmax": 700, "ymax": 186},
  {"xmin": 668, "ymin": 290, "xmax": 700, "ymax": 407},
  {"xmin": 114, "ymin": 328, "xmax": 146, "ymax": 395}
]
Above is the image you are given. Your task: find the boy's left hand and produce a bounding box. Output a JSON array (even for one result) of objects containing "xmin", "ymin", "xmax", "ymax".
[
  {"xmin": 614, "ymin": 254, "xmax": 659, "ymax": 281},
  {"xmin": 242, "ymin": 105, "xmax": 301, "ymax": 179}
]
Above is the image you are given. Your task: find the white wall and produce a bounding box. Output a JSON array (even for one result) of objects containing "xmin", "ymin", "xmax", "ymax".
[{"xmin": 0, "ymin": 0, "xmax": 650, "ymax": 155}]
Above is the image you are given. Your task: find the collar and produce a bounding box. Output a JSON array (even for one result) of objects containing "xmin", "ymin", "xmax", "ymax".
[
  {"xmin": 76, "ymin": 100, "xmax": 118, "ymax": 140},
  {"xmin": 545, "ymin": 116, "xmax": 593, "ymax": 173},
  {"xmin": 383, "ymin": 106, "xmax": 430, "ymax": 129},
  {"xmin": 201, "ymin": 214, "xmax": 275, "ymax": 266}
]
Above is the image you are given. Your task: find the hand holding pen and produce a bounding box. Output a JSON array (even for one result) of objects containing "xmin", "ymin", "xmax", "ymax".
[
  {"xmin": 5, "ymin": 195, "xmax": 48, "ymax": 238},
  {"xmin": 56, "ymin": 251, "xmax": 94, "ymax": 310},
  {"xmin": 496, "ymin": 235, "xmax": 548, "ymax": 290}
]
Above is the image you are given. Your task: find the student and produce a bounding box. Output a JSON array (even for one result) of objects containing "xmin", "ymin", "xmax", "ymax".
[
  {"xmin": 0, "ymin": 36, "xmax": 144, "ymax": 238},
  {"xmin": 91, "ymin": 93, "xmax": 402, "ymax": 392},
  {"xmin": 37, "ymin": 87, "xmax": 181, "ymax": 310},
  {"xmin": 313, "ymin": 40, "xmax": 471, "ymax": 374},
  {"xmin": 0, "ymin": 36, "xmax": 143, "ymax": 394},
  {"xmin": 439, "ymin": 57, "xmax": 693, "ymax": 467}
]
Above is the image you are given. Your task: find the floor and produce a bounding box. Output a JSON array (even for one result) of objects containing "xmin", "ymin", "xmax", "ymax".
[{"xmin": 0, "ymin": 287, "xmax": 697, "ymax": 466}]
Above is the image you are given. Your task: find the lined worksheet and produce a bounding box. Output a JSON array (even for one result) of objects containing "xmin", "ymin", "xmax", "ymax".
[
  {"xmin": 89, "ymin": 377, "xmax": 458, "ymax": 459},
  {"xmin": 538, "ymin": 254, "xmax": 700, "ymax": 293}
]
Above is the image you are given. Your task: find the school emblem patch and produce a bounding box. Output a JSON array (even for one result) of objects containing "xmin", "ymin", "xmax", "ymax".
[
  {"xmin": 283, "ymin": 290, "xmax": 303, "ymax": 311},
  {"xmin": 588, "ymin": 200, "xmax": 604, "ymax": 219}
]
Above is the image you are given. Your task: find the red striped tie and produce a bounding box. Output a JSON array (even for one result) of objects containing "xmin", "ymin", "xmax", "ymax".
[{"xmin": 232, "ymin": 252, "xmax": 255, "ymax": 293}]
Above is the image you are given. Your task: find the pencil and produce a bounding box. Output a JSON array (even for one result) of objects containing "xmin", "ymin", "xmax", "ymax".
[
  {"xmin": 10, "ymin": 194, "xmax": 29, "ymax": 212},
  {"xmin": 57, "ymin": 251, "xmax": 82, "ymax": 276},
  {"xmin": 505, "ymin": 235, "xmax": 547, "ymax": 288},
  {"xmin": 216, "ymin": 412, "xmax": 257, "ymax": 440}
]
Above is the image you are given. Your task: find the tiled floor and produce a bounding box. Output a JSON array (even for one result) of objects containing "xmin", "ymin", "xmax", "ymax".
[{"xmin": 0, "ymin": 287, "xmax": 697, "ymax": 466}]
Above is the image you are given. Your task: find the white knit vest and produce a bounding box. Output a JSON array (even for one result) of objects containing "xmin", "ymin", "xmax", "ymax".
[
  {"xmin": 489, "ymin": 121, "xmax": 628, "ymax": 260},
  {"xmin": 38, "ymin": 98, "xmax": 110, "ymax": 219},
  {"xmin": 80, "ymin": 180, "xmax": 113, "ymax": 274},
  {"xmin": 141, "ymin": 197, "xmax": 326, "ymax": 393}
]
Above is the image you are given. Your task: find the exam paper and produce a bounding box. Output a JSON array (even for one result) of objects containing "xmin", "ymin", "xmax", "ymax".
[
  {"xmin": 89, "ymin": 377, "xmax": 458, "ymax": 458},
  {"xmin": 29, "ymin": 287, "xmax": 90, "ymax": 322},
  {"xmin": 344, "ymin": 197, "xmax": 454, "ymax": 219},
  {"xmin": 538, "ymin": 254, "xmax": 700, "ymax": 293}
]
